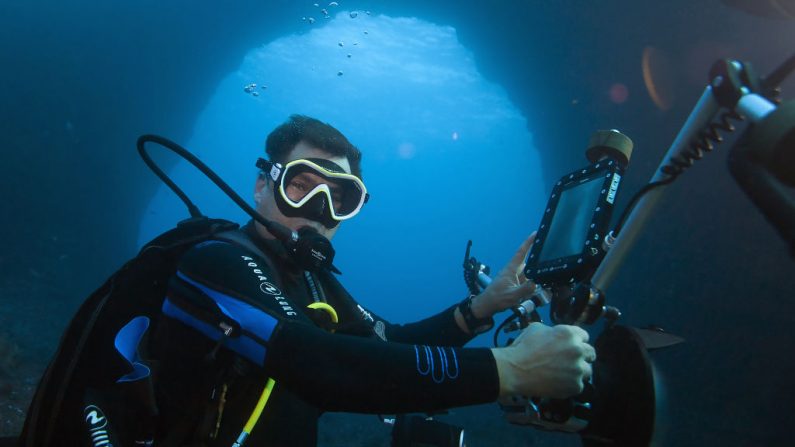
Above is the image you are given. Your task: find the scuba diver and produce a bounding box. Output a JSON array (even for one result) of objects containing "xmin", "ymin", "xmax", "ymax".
[{"xmin": 20, "ymin": 115, "xmax": 595, "ymax": 447}]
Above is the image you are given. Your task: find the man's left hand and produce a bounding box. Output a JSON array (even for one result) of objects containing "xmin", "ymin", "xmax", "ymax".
[{"xmin": 471, "ymin": 232, "xmax": 537, "ymax": 318}]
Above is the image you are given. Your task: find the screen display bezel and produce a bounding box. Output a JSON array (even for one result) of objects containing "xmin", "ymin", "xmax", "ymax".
[{"xmin": 524, "ymin": 159, "xmax": 623, "ymax": 286}]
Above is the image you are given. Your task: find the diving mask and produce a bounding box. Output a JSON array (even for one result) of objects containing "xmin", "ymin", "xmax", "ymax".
[{"xmin": 256, "ymin": 157, "xmax": 369, "ymax": 229}]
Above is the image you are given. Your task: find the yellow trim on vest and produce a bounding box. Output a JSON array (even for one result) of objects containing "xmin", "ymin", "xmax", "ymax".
[{"xmin": 307, "ymin": 302, "xmax": 339, "ymax": 324}]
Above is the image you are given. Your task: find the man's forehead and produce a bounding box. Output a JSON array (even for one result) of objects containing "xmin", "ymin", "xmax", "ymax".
[{"xmin": 287, "ymin": 141, "xmax": 351, "ymax": 174}]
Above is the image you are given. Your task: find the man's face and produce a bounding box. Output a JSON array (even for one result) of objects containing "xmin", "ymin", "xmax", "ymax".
[{"xmin": 253, "ymin": 140, "xmax": 352, "ymax": 240}]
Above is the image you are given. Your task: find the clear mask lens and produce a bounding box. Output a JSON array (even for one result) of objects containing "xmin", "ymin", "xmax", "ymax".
[{"xmin": 279, "ymin": 160, "xmax": 367, "ymax": 220}]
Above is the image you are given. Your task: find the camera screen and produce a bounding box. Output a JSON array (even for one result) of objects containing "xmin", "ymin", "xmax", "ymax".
[{"xmin": 537, "ymin": 176, "xmax": 605, "ymax": 262}]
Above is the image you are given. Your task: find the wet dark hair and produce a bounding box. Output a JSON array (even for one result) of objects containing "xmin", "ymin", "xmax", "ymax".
[{"xmin": 265, "ymin": 114, "xmax": 363, "ymax": 179}]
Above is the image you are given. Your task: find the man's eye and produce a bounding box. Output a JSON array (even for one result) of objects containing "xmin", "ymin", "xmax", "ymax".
[{"xmin": 290, "ymin": 180, "xmax": 308, "ymax": 191}]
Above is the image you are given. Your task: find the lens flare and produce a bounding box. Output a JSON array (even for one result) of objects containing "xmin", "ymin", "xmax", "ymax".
[
  {"xmin": 609, "ymin": 83, "xmax": 629, "ymax": 104},
  {"xmin": 642, "ymin": 46, "xmax": 675, "ymax": 111}
]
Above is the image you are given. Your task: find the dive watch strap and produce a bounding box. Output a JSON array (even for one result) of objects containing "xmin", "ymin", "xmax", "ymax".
[{"xmin": 458, "ymin": 294, "xmax": 494, "ymax": 334}]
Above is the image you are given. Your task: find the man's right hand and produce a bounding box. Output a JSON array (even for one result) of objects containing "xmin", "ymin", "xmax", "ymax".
[{"xmin": 491, "ymin": 323, "xmax": 596, "ymax": 399}]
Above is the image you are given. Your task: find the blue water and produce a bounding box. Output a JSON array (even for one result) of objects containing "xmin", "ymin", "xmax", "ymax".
[{"xmin": 138, "ymin": 12, "xmax": 545, "ymax": 333}]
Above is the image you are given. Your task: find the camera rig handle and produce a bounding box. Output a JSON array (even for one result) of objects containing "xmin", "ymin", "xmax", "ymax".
[
  {"xmin": 463, "ymin": 242, "xmax": 622, "ymax": 436},
  {"xmin": 592, "ymin": 56, "xmax": 792, "ymax": 292},
  {"xmin": 462, "ymin": 240, "xmax": 492, "ymax": 294},
  {"xmin": 463, "ymin": 241, "xmax": 552, "ymax": 335}
]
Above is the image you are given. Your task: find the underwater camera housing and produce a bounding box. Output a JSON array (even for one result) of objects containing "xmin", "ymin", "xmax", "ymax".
[
  {"xmin": 499, "ymin": 325, "xmax": 662, "ymax": 446},
  {"xmin": 464, "ymin": 130, "xmax": 676, "ymax": 446},
  {"xmin": 506, "ymin": 131, "xmax": 666, "ymax": 445},
  {"xmin": 492, "ymin": 53, "xmax": 795, "ymax": 446},
  {"xmin": 523, "ymin": 130, "xmax": 630, "ymax": 288}
]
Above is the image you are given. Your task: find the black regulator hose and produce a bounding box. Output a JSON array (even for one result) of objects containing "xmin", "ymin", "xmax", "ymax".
[
  {"xmin": 136, "ymin": 135, "xmax": 337, "ymax": 272},
  {"xmin": 137, "ymin": 134, "xmax": 204, "ymax": 218}
]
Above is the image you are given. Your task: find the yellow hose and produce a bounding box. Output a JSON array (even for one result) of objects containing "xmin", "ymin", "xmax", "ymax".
[
  {"xmin": 245, "ymin": 378, "xmax": 275, "ymax": 433},
  {"xmin": 233, "ymin": 302, "xmax": 338, "ymax": 446},
  {"xmin": 233, "ymin": 378, "xmax": 276, "ymax": 447}
]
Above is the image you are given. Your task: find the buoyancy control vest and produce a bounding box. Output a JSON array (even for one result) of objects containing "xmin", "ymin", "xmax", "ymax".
[{"xmin": 18, "ymin": 216, "xmax": 303, "ymax": 447}]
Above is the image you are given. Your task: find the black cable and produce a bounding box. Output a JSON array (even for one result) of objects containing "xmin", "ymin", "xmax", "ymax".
[
  {"xmin": 492, "ymin": 314, "xmax": 518, "ymax": 347},
  {"xmin": 137, "ymin": 134, "xmax": 203, "ymax": 218},
  {"xmin": 136, "ymin": 135, "xmax": 294, "ymax": 242},
  {"xmin": 612, "ymin": 178, "xmax": 675, "ymax": 235}
]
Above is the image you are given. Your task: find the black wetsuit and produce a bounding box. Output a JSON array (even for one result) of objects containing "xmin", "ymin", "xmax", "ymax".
[{"xmin": 150, "ymin": 221, "xmax": 499, "ymax": 446}]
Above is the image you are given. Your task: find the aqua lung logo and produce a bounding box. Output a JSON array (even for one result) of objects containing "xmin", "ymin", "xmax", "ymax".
[
  {"xmin": 84, "ymin": 405, "xmax": 113, "ymax": 447},
  {"xmin": 241, "ymin": 256, "xmax": 297, "ymax": 316},
  {"xmin": 259, "ymin": 281, "xmax": 282, "ymax": 296}
]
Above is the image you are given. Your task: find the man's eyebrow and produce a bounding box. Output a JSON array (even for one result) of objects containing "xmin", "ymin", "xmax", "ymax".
[
  {"xmin": 324, "ymin": 177, "xmax": 343, "ymax": 192},
  {"xmin": 295, "ymin": 171, "xmax": 343, "ymax": 193}
]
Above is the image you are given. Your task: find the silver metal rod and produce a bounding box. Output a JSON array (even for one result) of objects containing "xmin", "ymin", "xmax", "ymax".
[
  {"xmin": 591, "ymin": 86, "xmax": 721, "ymax": 292},
  {"xmin": 737, "ymin": 93, "xmax": 776, "ymax": 123},
  {"xmin": 477, "ymin": 271, "xmax": 492, "ymax": 288}
]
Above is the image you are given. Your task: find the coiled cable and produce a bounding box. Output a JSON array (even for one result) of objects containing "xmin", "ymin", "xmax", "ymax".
[
  {"xmin": 660, "ymin": 110, "xmax": 744, "ymax": 178},
  {"xmin": 613, "ymin": 110, "xmax": 744, "ymax": 236}
]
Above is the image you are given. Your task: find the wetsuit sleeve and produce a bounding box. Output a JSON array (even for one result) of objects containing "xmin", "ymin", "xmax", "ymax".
[
  {"xmin": 266, "ymin": 321, "xmax": 497, "ymax": 413},
  {"xmin": 365, "ymin": 304, "xmax": 475, "ymax": 346},
  {"xmin": 321, "ymin": 271, "xmax": 475, "ymax": 346},
  {"xmin": 164, "ymin": 240, "xmax": 499, "ymax": 413}
]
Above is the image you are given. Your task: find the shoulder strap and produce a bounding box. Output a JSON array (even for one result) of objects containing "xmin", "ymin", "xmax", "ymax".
[
  {"xmin": 159, "ymin": 230, "xmax": 283, "ymax": 447},
  {"xmin": 214, "ymin": 230, "xmax": 285, "ymax": 287}
]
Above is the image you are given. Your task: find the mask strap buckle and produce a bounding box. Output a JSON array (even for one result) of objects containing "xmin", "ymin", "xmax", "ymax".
[
  {"xmin": 255, "ymin": 158, "xmax": 283, "ymax": 183},
  {"xmin": 269, "ymin": 164, "xmax": 282, "ymax": 182}
]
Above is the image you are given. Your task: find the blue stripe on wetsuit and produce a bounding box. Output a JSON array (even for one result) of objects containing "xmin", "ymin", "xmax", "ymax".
[
  {"xmin": 114, "ymin": 316, "xmax": 152, "ymax": 383},
  {"xmin": 413, "ymin": 345, "xmax": 460, "ymax": 383},
  {"xmin": 161, "ymin": 271, "xmax": 280, "ymax": 367}
]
